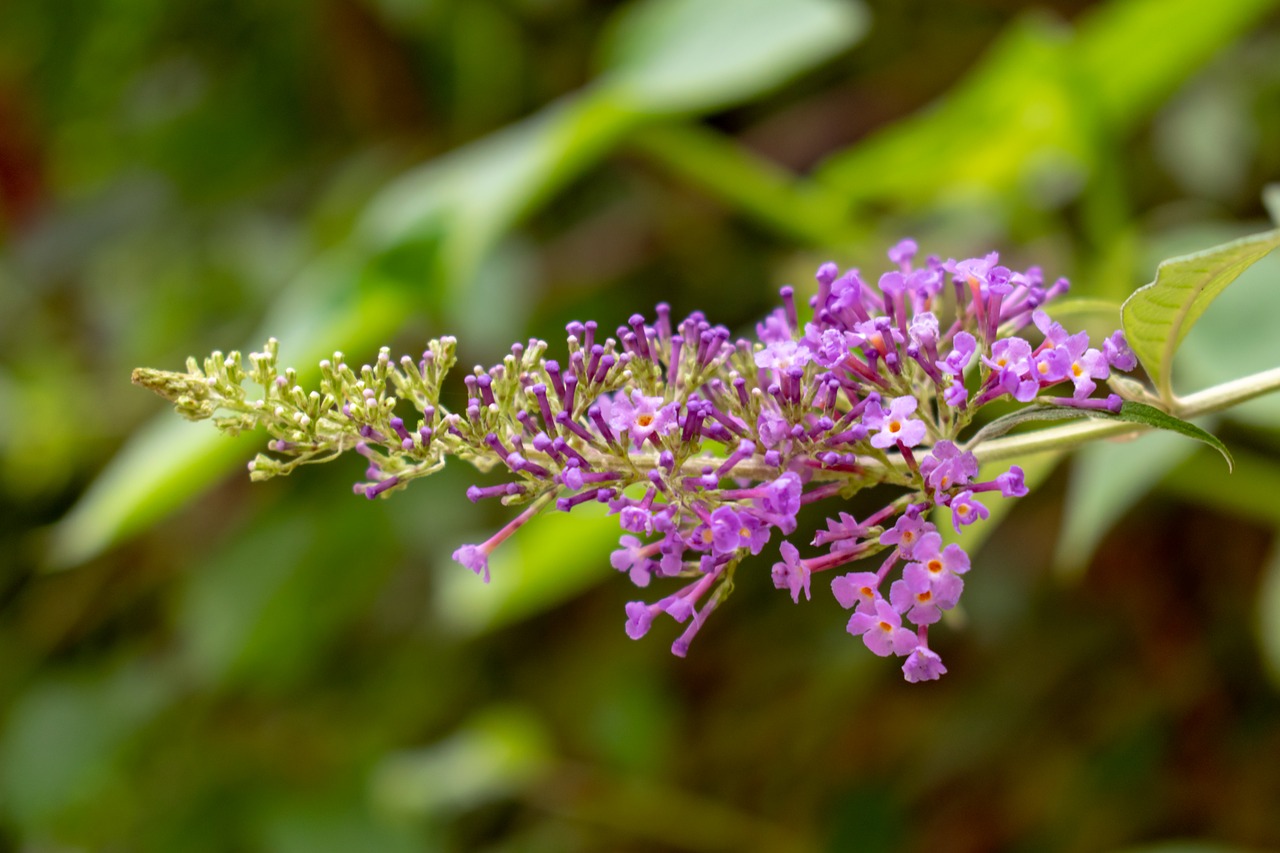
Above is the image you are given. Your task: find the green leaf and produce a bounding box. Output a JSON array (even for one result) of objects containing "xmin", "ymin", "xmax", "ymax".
[
  {"xmin": 965, "ymin": 404, "xmax": 1116, "ymax": 446},
  {"xmin": 1120, "ymin": 227, "xmax": 1280, "ymax": 404},
  {"xmin": 1111, "ymin": 401, "xmax": 1233, "ymax": 471},
  {"xmin": 598, "ymin": 0, "xmax": 867, "ymax": 114}
]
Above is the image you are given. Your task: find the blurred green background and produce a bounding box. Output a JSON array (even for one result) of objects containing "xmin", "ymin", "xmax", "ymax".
[{"xmin": 3, "ymin": 0, "xmax": 1280, "ymax": 849}]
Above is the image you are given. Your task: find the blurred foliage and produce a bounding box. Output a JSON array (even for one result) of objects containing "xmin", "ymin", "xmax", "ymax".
[{"xmin": 3, "ymin": 0, "xmax": 1280, "ymax": 850}]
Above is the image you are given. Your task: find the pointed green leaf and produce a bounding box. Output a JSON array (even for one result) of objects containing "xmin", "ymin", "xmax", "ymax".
[
  {"xmin": 1121, "ymin": 227, "xmax": 1280, "ymax": 403},
  {"xmin": 1112, "ymin": 402, "xmax": 1233, "ymax": 470},
  {"xmin": 965, "ymin": 404, "xmax": 1116, "ymax": 446}
]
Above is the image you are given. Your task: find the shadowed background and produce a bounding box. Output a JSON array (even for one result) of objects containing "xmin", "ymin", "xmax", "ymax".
[{"xmin": 2, "ymin": 0, "xmax": 1280, "ymax": 850}]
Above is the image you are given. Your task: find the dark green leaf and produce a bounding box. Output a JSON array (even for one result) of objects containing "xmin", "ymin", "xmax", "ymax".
[{"xmin": 1112, "ymin": 401, "xmax": 1234, "ymax": 470}]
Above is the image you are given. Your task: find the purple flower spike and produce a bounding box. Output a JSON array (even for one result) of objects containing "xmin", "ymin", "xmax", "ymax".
[
  {"xmin": 864, "ymin": 395, "xmax": 927, "ymax": 449},
  {"xmin": 903, "ymin": 646, "xmax": 947, "ymax": 682},
  {"xmin": 847, "ymin": 599, "xmax": 917, "ymax": 657}
]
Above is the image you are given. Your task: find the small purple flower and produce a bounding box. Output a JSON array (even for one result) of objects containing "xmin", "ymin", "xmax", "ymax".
[
  {"xmin": 948, "ymin": 490, "xmax": 989, "ymax": 533},
  {"xmin": 452, "ymin": 543, "xmax": 492, "ymax": 583},
  {"xmin": 985, "ymin": 337, "xmax": 1038, "ymax": 401},
  {"xmin": 902, "ymin": 536, "xmax": 970, "ymax": 593},
  {"xmin": 863, "ymin": 395, "xmax": 927, "ymax": 449},
  {"xmin": 754, "ymin": 339, "xmax": 812, "ymax": 372},
  {"xmin": 771, "ymin": 541, "xmax": 811, "ymax": 603},
  {"xmin": 943, "ymin": 381, "xmax": 968, "ymax": 408},
  {"xmin": 709, "ymin": 506, "xmax": 745, "ymax": 555},
  {"xmin": 831, "ymin": 571, "xmax": 881, "ymax": 614},
  {"xmin": 610, "ymin": 390, "xmax": 678, "ymax": 447},
  {"xmin": 879, "ymin": 513, "xmax": 933, "ymax": 559},
  {"xmin": 756, "ymin": 408, "xmax": 790, "ymax": 448},
  {"xmin": 888, "ymin": 238, "xmax": 918, "ymax": 268},
  {"xmin": 619, "ymin": 505, "xmax": 653, "ymax": 534},
  {"xmin": 908, "ymin": 311, "xmax": 939, "ymax": 348},
  {"xmin": 920, "ymin": 441, "xmax": 978, "ymax": 495},
  {"xmin": 1103, "ymin": 330, "xmax": 1137, "ymax": 372},
  {"xmin": 995, "ymin": 465, "xmax": 1028, "ymax": 498},
  {"xmin": 804, "ymin": 324, "xmax": 854, "ymax": 368},
  {"xmin": 942, "ymin": 332, "xmax": 977, "ymax": 375},
  {"xmin": 889, "ymin": 578, "xmax": 945, "ymax": 625},
  {"xmin": 854, "ymin": 317, "xmax": 903, "ymax": 357},
  {"xmin": 757, "ymin": 472, "xmax": 802, "ymax": 534},
  {"xmin": 847, "ymin": 599, "xmax": 917, "ymax": 657},
  {"xmin": 625, "ymin": 601, "xmax": 654, "ymax": 639},
  {"xmin": 903, "ymin": 646, "xmax": 947, "ymax": 682},
  {"xmin": 610, "ymin": 534, "xmax": 653, "ymax": 587}
]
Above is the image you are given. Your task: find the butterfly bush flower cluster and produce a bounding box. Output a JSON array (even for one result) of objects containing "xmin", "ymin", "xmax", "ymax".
[{"xmin": 134, "ymin": 240, "xmax": 1138, "ymax": 682}]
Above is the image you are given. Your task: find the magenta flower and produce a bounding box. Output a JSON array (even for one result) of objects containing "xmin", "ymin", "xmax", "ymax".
[
  {"xmin": 625, "ymin": 601, "xmax": 655, "ymax": 639},
  {"xmin": 771, "ymin": 541, "xmax": 811, "ymax": 603},
  {"xmin": 985, "ymin": 337, "xmax": 1038, "ymax": 402},
  {"xmin": 920, "ymin": 441, "xmax": 978, "ymax": 495},
  {"xmin": 889, "ymin": 578, "xmax": 945, "ymax": 625},
  {"xmin": 942, "ymin": 332, "xmax": 977, "ymax": 375},
  {"xmin": 452, "ymin": 543, "xmax": 492, "ymax": 583},
  {"xmin": 948, "ymin": 490, "xmax": 989, "ymax": 533},
  {"xmin": 902, "ymin": 536, "xmax": 970, "ymax": 594},
  {"xmin": 610, "ymin": 390, "xmax": 677, "ymax": 447},
  {"xmin": 903, "ymin": 646, "xmax": 947, "ymax": 682},
  {"xmin": 831, "ymin": 571, "xmax": 881, "ymax": 614},
  {"xmin": 754, "ymin": 339, "xmax": 812, "ymax": 372},
  {"xmin": 995, "ymin": 465, "xmax": 1028, "ymax": 497},
  {"xmin": 1103, "ymin": 330, "xmax": 1137, "ymax": 371},
  {"xmin": 863, "ymin": 395, "xmax": 927, "ymax": 449},
  {"xmin": 610, "ymin": 534, "xmax": 653, "ymax": 587},
  {"xmin": 847, "ymin": 599, "xmax": 917, "ymax": 657},
  {"xmin": 879, "ymin": 513, "xmax": 934, "ymax": 559}
]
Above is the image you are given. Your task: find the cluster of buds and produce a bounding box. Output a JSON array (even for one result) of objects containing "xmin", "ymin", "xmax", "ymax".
[{"xmin": 134, "ymin": 240, "xmax": 1138, "ymax": 682}]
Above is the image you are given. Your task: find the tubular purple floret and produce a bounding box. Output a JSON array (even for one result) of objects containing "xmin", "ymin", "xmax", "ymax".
[
  {"xmin": 545, "ymin": 360, "xmax": 566, "ymax": 403},
  {"xmin": 506, "ymin": 453, "xmax": 552, "ymax": 480},
  {"xmin": 484, "ymin": 432, "xmax": 512, "ymax": 461},
  {"xmin": 668, "ymin": 335, "xmax": 684, "ymax": 385},
  {"xmin": 779, "ymin": 286, "xmax": 798, "ymax": 330},
  {"xmin": 593, "ymin": 353, "xmax": 616, "ymax": 384},
  {"xmin": 628, "ymin": 314, "xmax": 653, "ymax": 361},
  {"xmin": 467, "ymin": 483, "xmax": 525, "ymax": 503},
  {"xmin": 585, "ymin": 344, "xmax": 603, "ymax": 380},
  {"xmin": 563, "ymin": 373, "xmax": 578, "ymax": 413},
  {"xmin": 583, "ymin": 320, "xmax": 597, "ymax": 353},
  {"xmin": 363, "ymin": 475, "xmax": 401, "ymax": 499},
  {"xmin": 588, "ymin": 405, "xmax": 617, "ymax": 444},
  {"xmin": 530, "ymin": 383, "xmax": 556, "ymax": 433},
  {"xmin": 555, "ymin": 411, "xmax": 594, "ymax": 443}
]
